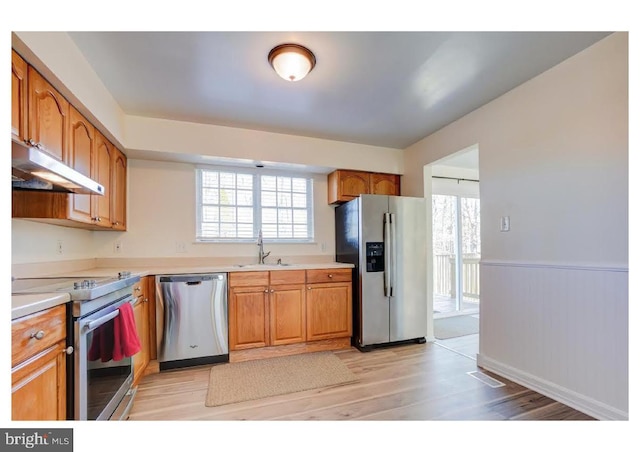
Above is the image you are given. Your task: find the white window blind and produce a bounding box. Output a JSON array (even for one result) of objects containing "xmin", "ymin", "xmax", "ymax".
[{"xmin": 196, "ymin": 167, "xmax": 313, "ymax": 242}]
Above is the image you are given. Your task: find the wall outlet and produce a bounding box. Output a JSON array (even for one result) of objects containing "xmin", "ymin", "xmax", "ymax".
[
  {"xmin": 56, "ymin": 240, "xmax": 63, "ymax": 255},
  {"xmin": 114, "ymin": 241, "xmax": 123, "ymax": 253},
  {"xmin": 176, "ymin": 241, "xmax": 187, "ymax": 253},
  {"xmin": 500, "ymin": 216, "xmax": 510, "ymax": 232}
]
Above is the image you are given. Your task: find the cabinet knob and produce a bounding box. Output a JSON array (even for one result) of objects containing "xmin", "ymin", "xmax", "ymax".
[
  {"xmin": 112, "ymin": 221, "xmax": 120, "ymax": 226},
  {"xmin": 63, "ymin": 346, "xmax": 74, "ymax": 355},
  {"xmin": 264, "ymin": 289, "xmax": 269, "ymax": 293},
  {"xmin": 328, "ymin": 274, "xmax": 333, "ymax": 278},
  {"xmin": 30, "ymin": 330, "xmax": 45, "ymax": 340},
  {"xmin": 144, "ymin": 297, "xmax": 148, "ymax": 303},
  {"xmin": 308, "ymin": 286, "xmax": 312, "ymax": 290},
  {"xmin": 270, "ymin": 289, "xmax": 275, "ymax": 293}
]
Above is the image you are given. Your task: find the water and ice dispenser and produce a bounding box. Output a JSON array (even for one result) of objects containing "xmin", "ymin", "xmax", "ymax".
[{"xmin": 365, "ymin": 242, "xmax": 384, "ymax": 272}]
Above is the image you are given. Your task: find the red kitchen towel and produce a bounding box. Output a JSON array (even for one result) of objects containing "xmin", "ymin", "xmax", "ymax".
[{"xmin": 113, "ymin": 302, "xmax": 141, "ymax": 361}]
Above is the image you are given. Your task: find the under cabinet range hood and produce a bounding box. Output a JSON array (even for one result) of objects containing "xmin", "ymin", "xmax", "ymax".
[{"xmin": 11, "ymin": 140, "xmax": 104, "ymax": 195}]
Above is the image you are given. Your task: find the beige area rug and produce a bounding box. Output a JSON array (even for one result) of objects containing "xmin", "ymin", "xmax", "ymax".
[
  {"xmin": 434, "ymin": 315, "xmax": 479, "ymax": 339},
  {"xmin": 205, "ymin": 351, "xmax": 358, "ymax": 407}
]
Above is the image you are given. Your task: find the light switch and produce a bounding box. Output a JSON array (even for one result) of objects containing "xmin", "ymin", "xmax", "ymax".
[{"xmin": 500, "ymin": 216, "xmax": 510, "ymax": 232}]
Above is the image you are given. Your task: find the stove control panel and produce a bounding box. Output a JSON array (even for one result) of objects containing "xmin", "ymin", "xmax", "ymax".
[{"xmin": 74, "ymin": 280, "xmax": 97, "ymax": 289}]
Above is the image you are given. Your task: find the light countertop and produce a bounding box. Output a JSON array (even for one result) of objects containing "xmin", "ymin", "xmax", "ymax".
[
  {"xmin": 11, "ymin": 262, "xmax": 354, "ymax": 319},
  {"xmin": 11, "ymin": 293, "xmax": 70, "ymax": 321}
]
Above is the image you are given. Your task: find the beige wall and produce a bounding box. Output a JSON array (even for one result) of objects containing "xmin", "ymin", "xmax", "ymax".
[
  {"xmin": 405, "ymin": 32, "xmax": 628, "ymax": 267},
  {"xmin": 405, "ymin": 32, "xmax": 628, "ymax": 419},
  {"xmin": 91, "ymin": 159, "xmax": 337, "ymax": 261}
]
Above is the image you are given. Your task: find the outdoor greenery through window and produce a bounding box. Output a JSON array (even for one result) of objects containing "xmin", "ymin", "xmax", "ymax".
[{"xmin": 196, "ymin": 167, "xmax": 313, "ymax": 242}]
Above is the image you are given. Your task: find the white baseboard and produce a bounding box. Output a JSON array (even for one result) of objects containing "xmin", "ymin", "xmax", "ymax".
[{"xmin": 477, "ymin": 354, "xmax": 628, "ymax": 421}]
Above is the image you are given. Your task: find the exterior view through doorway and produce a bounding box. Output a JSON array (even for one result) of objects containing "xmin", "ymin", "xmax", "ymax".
[{"xmin": 432, "ymin": 192, "xmax": 480, "ymax": 319}]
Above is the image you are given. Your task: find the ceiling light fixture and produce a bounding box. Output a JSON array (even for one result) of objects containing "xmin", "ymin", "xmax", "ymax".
[{"xmin": 268, "ymin": 43, "xmax": 316, "ymax": 82}]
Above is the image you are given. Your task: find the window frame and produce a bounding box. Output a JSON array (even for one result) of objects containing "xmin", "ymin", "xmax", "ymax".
[{"xmin": 196, "ymin": 165, "xmax": 314, "ymax": 243}]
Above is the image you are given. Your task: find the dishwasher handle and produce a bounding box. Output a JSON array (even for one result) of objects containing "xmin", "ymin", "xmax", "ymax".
[{"xmin": 158, "ymin": 274, "xmax": 225, "ymax": 283}]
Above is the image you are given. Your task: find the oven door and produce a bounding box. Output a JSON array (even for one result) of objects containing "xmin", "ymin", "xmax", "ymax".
[{"xmin": 75, "ymin": 296, "xmax": 134, "ymax": 420}]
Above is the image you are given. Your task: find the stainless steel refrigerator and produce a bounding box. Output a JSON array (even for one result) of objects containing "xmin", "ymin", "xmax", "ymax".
[{"xmin": 335, "ymin": 194, "xmax": 428, "ymax": 351}]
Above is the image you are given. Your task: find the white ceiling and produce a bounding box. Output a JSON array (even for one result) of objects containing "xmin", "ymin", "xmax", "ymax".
[{"xmin": 67, "ymin": 31, "xmax": 610, "ymax": 150}]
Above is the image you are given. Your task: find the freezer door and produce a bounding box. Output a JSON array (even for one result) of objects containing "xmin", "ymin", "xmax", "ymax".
[
  {"xmin": 156, "ymin": 274, "xmax": 228, "ymax": 363},
  {"xmin": 359, "ymin": 195, "xmax": 391, "ymax": 346},
  {"xmin": 388, "ymin": 196, "xmax": 428, "ymax": 342}
]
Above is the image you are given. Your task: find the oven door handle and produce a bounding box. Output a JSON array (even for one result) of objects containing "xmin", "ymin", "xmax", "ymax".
[{"xmin": 84, "ymin": 309, "xmax": 120, "ymax": 332}]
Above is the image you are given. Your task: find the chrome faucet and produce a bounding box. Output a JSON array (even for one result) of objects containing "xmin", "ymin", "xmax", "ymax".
[{"xmin": 257, "ymin": 229, "xmax": 270, "ymax": 264}]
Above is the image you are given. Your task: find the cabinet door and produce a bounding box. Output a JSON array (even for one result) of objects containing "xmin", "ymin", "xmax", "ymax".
[
  {"xmin": 132, "ymin": 297, "xmax": 149, "ymax": 385},
  {"xmin": 28, "ymin": 67, "xmax": 69, "ymax": 161},
  {"xmin": 12, "ymin": 50, "xmax": 28, "ymax": 143},
  {"xmin": 370, "ymin": 173, "xmax": 400, "ymax": 196},
  {"xmin": 67, "ymin": 106, "xmax": 94, "ymax": 224},
  {"xmin": 12, "ymin": 341, "xmax": 66, "ymax": 420},
  {"xmin": 339, "ymin": 170, "xmax": 370, "ymax": 199},
  {"xmin": 110, "ymin": 147, "xmax": 127, "ymax": 230},
  {"xmin": 229, "ymin": 286, "xmax": 269, "ymax": 350},
  {"xmin": 269, "ymin": 284, "xmax": 306, "ymax": 346},
  {"xmin": 306, "ymin": 282, "xmax": 352, "ymax": 341},
  {"xmin": 92, "ymin": 131, "xmax": 113, "ymax": 227}
]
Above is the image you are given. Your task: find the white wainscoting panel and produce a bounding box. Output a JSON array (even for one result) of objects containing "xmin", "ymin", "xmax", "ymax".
[{"xmin": 478, "ymin": 262, "xmax": 628, "ymax": 420}]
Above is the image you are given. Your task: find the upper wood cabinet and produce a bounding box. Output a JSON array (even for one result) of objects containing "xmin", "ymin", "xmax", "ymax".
[
  {"xmin": 28, "ymin": 66, "xmax": 70, "ymax": 162},
  {"xmin": 11, "ymin": 50, "xmax": 28, "ymax": 143},
  {"xmin": 328, "ymin": 169, "xmax": 400, "ymax": 204},
  {"xmin": 67, "ymin": 105, "xmax": 95, "ymax": 224},
  {"xmin": 11, "ymin": 49, "xmax": 127, "ymax": 232},
  {"xmin": 92, "ymin": 130, "xmax": 113, "ymax": 228},
  {"xmin": 111, "ymin": 147, "xmax": 127, "ymax": 230}
]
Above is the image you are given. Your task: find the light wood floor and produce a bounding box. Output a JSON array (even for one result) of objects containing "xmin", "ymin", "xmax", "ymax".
[{"xmin": 128, "ymin": 336, "xmax": 594, "ymax": 421}]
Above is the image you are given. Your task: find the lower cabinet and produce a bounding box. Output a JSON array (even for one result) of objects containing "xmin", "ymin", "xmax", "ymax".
[
  {"xmin": 11, "ymin": 304, "xmax": 68, "ymax": 420},
  {"xmin": 228, "ymin": 268, "xmax": 352, "ymax": 353},
  {"xmin": 306, "ymin": 282, "xmax": 352, "ymax": 341},
  {"xmin": 132, "ymin": 276, "xmax": 151, "ymax": 386},
  {"xmin": 228, "ymin": 270, "xmax": 306, "ymax": 351}
]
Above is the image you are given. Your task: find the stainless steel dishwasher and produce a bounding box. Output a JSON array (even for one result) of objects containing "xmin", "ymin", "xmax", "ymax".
[{"xmin": 156, "ymin": 273, "xmax": 228, "ymax": 370}]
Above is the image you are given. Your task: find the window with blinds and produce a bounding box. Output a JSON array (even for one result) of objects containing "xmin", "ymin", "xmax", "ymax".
[{"xmin": 196, "ymin": 167, "xmax": 314, "ymax": 242}]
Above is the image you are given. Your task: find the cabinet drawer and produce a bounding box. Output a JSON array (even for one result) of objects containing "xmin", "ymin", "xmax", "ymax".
[
  {"xmin": 270, "ymin": 270, "xmax": 306, "ymax": 285},
  {"xmin": 229, "ymin": 271, "xmax": 270, "ymax": 287},
  {"xmin": 306, "ymin": 268, "xmax": 352, "ymax": 284},
  {"xmin": 12, "ymin": 305, "xmax": 66, "ymax": 368}
]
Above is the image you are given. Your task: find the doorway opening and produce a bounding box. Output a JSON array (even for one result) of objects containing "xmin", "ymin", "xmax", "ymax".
[
  {"xmin": 429, "ymin": 145, "xmax": 480, "ymax": 357},
  {"xmin": 432, "ymin": 193, "xmax": 480, "ymax": 318}
]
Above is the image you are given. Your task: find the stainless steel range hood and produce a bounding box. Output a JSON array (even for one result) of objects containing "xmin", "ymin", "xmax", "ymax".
[{"xmin": 11, "ymin": 140, "xmax": 104, "ymax": 195}]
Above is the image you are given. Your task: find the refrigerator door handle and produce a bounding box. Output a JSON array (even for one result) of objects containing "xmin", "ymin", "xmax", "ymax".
[
  {"xmin": 390, "ymin": 212, "xmax": 396, "ymax": 297},
  {"xmin": 384, "ymin": 212, "xmax": 392, "ymax": 297}
]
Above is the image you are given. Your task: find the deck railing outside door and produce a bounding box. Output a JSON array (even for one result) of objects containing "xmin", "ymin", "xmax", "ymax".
[{"xmin": 433, "ymin": 253, "xmax": 480, "ymax": 299}]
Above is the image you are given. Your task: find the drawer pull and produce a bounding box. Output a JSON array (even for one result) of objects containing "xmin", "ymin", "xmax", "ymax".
[
  {"xmin": 30, "ymin": 330, "xmax": 45, "ymax": 340},
  {"xmin": 64, "ymin": 346, "xmax": 74, "ymax": 355}
]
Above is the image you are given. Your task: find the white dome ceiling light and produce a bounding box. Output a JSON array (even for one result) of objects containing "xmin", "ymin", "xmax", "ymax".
[{"xmin": 268, "ymin": 43, "xmax": 316, "ymax": 82}]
